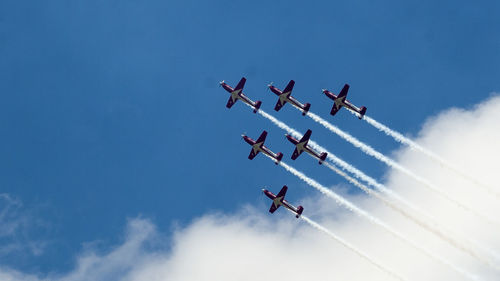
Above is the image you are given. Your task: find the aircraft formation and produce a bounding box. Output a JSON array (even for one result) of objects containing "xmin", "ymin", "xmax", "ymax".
[
  {"xmin": 219, "ymin": 77, "xmax": 500, "ymax": 280},
  {"xmin": 220, "ymin": 76, "xmax": 367, "ymax": 218}
]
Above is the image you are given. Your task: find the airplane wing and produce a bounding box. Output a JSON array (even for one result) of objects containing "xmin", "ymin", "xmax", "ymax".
[
  {"xmin": 276, "ymin": 185, "xmax": 288, "ymax": 198},
  {"xmin": 291, "ymin": 147, "xmax": 301, "ymax": 160},
  {"xmin": 256, "ymin": 130, "xmax": 267, "ymax": 143},
  {"xmin": 283, "ymin": 80, "xmax": 295, "ymax": 94},
  {"xmin": 226, "ymin": 96, "xmax": 236, "ymax": 108},
  {"xmin": 248, "ymin": 149, "xmax": 259, "ymax": 160},
  {"xmin": 330, "ymin": 103, "xmax": 341, "ymax": 115},
  {"xmin": 274, "ymin": 99, "xmax": 286, "ymax": 111},
  {"xmin": 337, "ymin": 84, "xmax": 349, "ymax": 102},
  {"xmin": 269, "ymin": 202, "xmax": 279, "ymax": 213},
  {"xmin": 299, "ymin": 129, "xmax": 312, "ymax": 144},
  {"xmin": 234, "ymin": 77, "xmax": 246, "ymax": 91}
]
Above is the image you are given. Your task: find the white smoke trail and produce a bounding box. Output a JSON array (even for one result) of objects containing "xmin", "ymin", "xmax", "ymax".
[
  {"xmin": 305, "ymin": 111, "xmax": 499, "ymax": 225},
  {"xmin": 359, "ymin": 113, "xmax": 500, "ymax": 199},
  {"xmin": 256, "ymin": 108, "xmax": 499, "ymax": 268},
  {"xmin": 322, "ymin": 162, "xmax": 500, "ymax": 270},
  {"xmin": 275, "ymin": 159, "xmax": 479, "ymax": 280},
  {"xmin": 257, "ymin": 109, "xmax": 433, "ymax": 221},
  {"xmin": 297, "ymin": 213, "xmax": 407, "ymax": 281}
]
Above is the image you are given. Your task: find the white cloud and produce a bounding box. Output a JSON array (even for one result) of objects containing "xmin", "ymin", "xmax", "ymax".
[
  {"xmin": 1, "ymin": 95, "xmax": 500, "ymax": 280},
  {"xmin": 0, "ymin": 194, "xmax": 47, "ymax": 257}
]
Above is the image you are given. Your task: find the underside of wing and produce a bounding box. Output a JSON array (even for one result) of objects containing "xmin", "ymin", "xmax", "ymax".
[
  {"xmin": 274, "ymin": 98, "xmax": 286, "ymax": 111},
  {"xmin": 226, "ymin": 96, "xmax": 236, "ymax": 108},
  {"xmin": 248, "ymin": 149, "xmax": 259, "ymax": 160},
  {"xmin": 330, "ymin": 103, "xmax": 341, "ymax": 115},
  {"xmin": 291, "ymin": 147, "xmax": 301, "ymax": 160},
  {"xmin": 269, "ymin": 202, "xmax": 279, "ymax": 213}
]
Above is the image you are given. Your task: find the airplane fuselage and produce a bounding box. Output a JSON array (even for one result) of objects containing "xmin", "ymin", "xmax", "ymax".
[
  {"xmin": 222, "ymin": 84, "xmax": 255, "ymax": 108},
  {"xmin": 243, "ymin": 135, "xmax": 282, "ymax": 163},
  {"xmin": 323, "ymin": 88, "xmax": 366, "ymax": 119},
  {"xmin": 325, "ymin": 90, "xmax": 361, "ymax": 113},
  {"xmin": 220, "ymin": 80, "xmax": 262, "ymax": 113},
  {"xmin": 270, "ymin": 87, "xmax": 306, "ymax": 109},
  {"xmin": 269, "ymin": 86, "xmax": 309, "ymax": 115},
  {"xmin": 287, "ymin": 135, "xmax": 323, "ymax": 161},
  {"xmin": 263, "ymin": 189, "xmax": 300, "ymax": 215}
]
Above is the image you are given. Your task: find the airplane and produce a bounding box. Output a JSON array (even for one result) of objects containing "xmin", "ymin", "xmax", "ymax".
[
  {"xmin": 322, "ymin": 84, "xmax": 367, "ymax": 119},
  {"xmin": 268, "ymin": 80, "xmax": 311, "ymax": 116},
  {"xmin": 220, "ymin": 77, "xmax": 262, "ymax": 113},
  {"xmin": 262, "ymin": 185, "xmax": 304, "ymax": 218},
  {"xmin": 242, "ymin": 130, "xmax": 284, "ymax": 164},
  {"xmin": 286, "ymin": 129, "xmax": 327, "ymax": 164}
]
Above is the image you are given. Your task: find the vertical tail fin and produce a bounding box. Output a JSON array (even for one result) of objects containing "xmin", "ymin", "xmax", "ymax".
[
  {"xmin": 275, "ymin": 152, "xmax": 284, "ymax": 164},
  {"xmin": 359, "ymin": 106, "xmax": 367, "ymax": 119},
  {"xmin": 302, "ymin": 103, "xmax": 311, "ymax": 116},
  {"xmin": 253, "ymin": 100, "xmax": 262, "ymax": 113},
  {"xmin": 319, "ymin": 152, "xmax": 328, "ymax": 164},
  {"xmin": 296, "ymin": 206, "xmax": 304, "ymax": 218}
]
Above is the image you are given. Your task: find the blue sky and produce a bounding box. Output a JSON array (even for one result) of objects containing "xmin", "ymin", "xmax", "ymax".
[{"xmin": 1, "ymin": 0, "xmax": 499, "ymax": 276}]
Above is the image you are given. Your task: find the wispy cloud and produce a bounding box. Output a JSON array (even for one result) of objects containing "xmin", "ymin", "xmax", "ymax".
[{"xmin": 0, "ymin": 194, "xmax": 47, "ymax": 258}]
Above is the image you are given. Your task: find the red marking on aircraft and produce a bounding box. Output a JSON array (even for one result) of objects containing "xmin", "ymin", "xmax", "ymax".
[
  {"xmin": 286, "ymin": 129, "xmax": 327, "ymax": 165},
  {"xmin": 263, "ymin": 185, "xmax": 304, "ymax": 218},
  {"xmin": 242, "ymin": 130, "xmax": 283, "ymax": 164},
  {"xmin": 268, "ymin": 80, "xmax": 311, "ymax": 116},
  {"xmin": 323, "ymin": 84, "xmax": 367, "ymax": 119},
  {"xmin": 220, "ymin": 77, "xmax": 262, "ymax": 113}
]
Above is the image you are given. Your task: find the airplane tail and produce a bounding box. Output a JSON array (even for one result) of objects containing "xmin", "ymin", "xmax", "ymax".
[
  {"xmin": 359, "ymin": 106, "xmax": 367, "ymax": 119},
  {"xmin": 296, "ymin": 206, "xmax": 304, "ymax": 218},
  {"xmin": 302, "ymin": 103, "xmax": 311, "ymax": 116},
  {"xmin": 319, "ymin": 152, "xmax": 328, "ymax": 164},
  {"xmin": 275, "ymin": 152, "xmax": 284, "ymax": 164},
  {"xmin": 253, "ymin": 100, "xmax": 262, "ymax": 113}
]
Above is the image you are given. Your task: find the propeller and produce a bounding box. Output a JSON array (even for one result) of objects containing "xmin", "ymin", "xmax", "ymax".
[
  {"xmin": 261, "ymin": 187, "xmax": 267, "ymax": 198},
  {"xmin": 267, "ymin": 81, "xmax": 274, "ymax": 89},
  {"xmin": 219, "ymin": 80, "xmax": 225, "ymax": 87}
]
